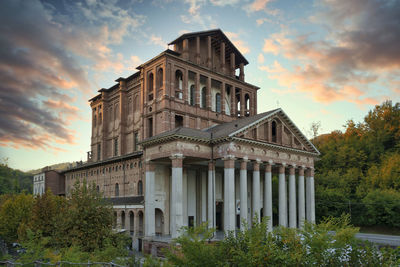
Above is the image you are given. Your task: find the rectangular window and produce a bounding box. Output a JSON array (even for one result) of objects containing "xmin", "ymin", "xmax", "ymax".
[
  {"xmin": 175, "ymin": 115, "xmax": 183, "ymax": 128},
  {"xmin": 148, "ymin": 118, "xmax": 153, "ymax": 138},
  {"xmin": 114, "ymin": 138, "xmax": 118, "ymax": 156},
  {"xmin": 134, "ymin": 132, "xmax": 139, "ymax": 151},
  {"xmin": 97, "ymin": 143, "xmax": 101, "ymax": 161}
]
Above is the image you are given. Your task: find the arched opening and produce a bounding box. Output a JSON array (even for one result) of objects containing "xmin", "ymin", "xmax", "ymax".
[
  {"xmin": 138, "ymin": 211, "xmax": 144, "ymax": 236},
  {"xmin": 113, "ymin": 211, "xmax": 117, "ymax": 228},
  {"xmin": 115, "ymin": 183, "xmax": 119, "ymax": 197},
  {"xmin": 245, "ymin": 94, "xmax": 250, "ymax": 117},
  {"xmin": 272, "ymin": 121, "xmax": 277, "ymax": 143},
  {"xmin": 148, "ymin": 73, "xmax": 154, "ymax": 101},
  {"xmin": 129, "ymin": 211, "xmax": 134, "ymax": 236},
  {"xmin": 138, "ymin": 180, "xmax": 143, "ymax": 195},
  {"xmin": 121, "ymin": 211, "xmax": 125, "ymax": 229},
  {"xmin": 155, "ymin": 208, "xmax": 164, "ymax": 236},
  {"xmin": 189, "ymin": 84, "xmax": 195, "ymax": 106},
  {"xmin": 201, "ymin": 87, "xmax": 207, "ymax": 108},
  {"xmin": 236, "ymin": 94, "xmax": 241, "ymax": 117},
  {"xmin": 157, "ymin": 68, "xmax": 163, "ymax": 98},
  {"xmin": 215, "ymin": 93, "xmax": 221, "ymax": 113},
  {"xmin": 175, "ymin": 70, "xmax": 183, "ymax": 99}
]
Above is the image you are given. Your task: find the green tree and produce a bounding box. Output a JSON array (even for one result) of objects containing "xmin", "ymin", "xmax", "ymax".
[{"xmin": 0, "ymin": 193, "xmax": 34, "ymax": 243}]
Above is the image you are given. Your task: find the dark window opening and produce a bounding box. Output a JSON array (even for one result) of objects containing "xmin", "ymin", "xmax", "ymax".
[
  {"xmin": 189, "ymin": 85, "xmax": 195, "ymax": 106},
  {"xmin": 115, "ymin": 183, "xmax": 119, "ymax": 197},
  {"xmin": 148, "ymin": 118, "xmax": 153, "ymax": 138},
  {"xmin": 272, "ymin": 121, "xmax": 277, "ymax": 143},
  {"xmin": 175, "ymin": 70, "xmax": 183, "ymax": 99},
  {"xmin": 188, "ymin": 216, "xmax": 194, "ymax": 227},
  {"xmin": 138, "ymin": 181, "xmax": 143, "ymax": 195},
  {"xmin": 216, "ymin": 93, "xmax": 221, "ymax": 113},
  {"xmin": 201, "ymin": 87, "xmax": 207, "ymax": 108},
  {"xmin": 148, "ymin": 73, "xmax": 154, "ymax": 101},
  {"xmin": 114, "ymin": 138, "xmax": 118, "ymax": 156},
  {"xmin": 175, "ymin": 115, "xmax": 183, "ymax": 128},
  {"xmin": 134, "ymin": 132, "xmax": 139, "ymax": 151}
]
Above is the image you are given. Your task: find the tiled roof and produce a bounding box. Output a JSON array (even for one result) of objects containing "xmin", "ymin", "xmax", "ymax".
[
  {"xmin": 207, "ymin": 109, "xmax": 279, "ymax": 139},
  {"xmin": 106, "ymin": 196, "xmax": 144, "ymax": 205}
]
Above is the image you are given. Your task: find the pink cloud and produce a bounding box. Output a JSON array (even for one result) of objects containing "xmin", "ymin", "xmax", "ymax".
[{"xmin": 225, "ymin": 32, "xmax": 250, "ymax": 54}]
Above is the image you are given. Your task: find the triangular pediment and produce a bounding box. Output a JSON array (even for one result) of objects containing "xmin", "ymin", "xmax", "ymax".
[{"xmin": 229, "ymin": 109, "xmax": 319, "ymax": 154}]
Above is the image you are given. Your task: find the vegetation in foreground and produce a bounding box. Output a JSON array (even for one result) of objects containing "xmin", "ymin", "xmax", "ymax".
[
  {"xmin": 155, "ymin": 215, "xmax": 400, "ymax": 267},
  {"xmin": 0, "ymin": 182, "xmax": 132, "ymax": 265},
  {"xmin": 0, "ymin": 159, "xmax": 32, "ymax": 194}
]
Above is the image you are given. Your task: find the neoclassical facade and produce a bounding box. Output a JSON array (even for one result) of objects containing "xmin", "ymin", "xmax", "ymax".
[{"xmin": 64, "ymin": 29, "xmax": 319, "ymax": 253}]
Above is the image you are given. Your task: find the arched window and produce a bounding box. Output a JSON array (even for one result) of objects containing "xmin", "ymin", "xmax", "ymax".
[
  {"xmin": 272, "ymin": 121, "xmax": 277, "ymax": 143},
  {"xmin": 245, "ymin": 94, "xmax": 250, "ymax": 117},
  {"xmin": 115, "ymin": 183, "xmax": 119, "ymax": 197},
  {"xmin": 189, "ymin": 85, "xmax": 195, "ymax": 106},
  {"xmin": 175, "ymin": 70, "xmax": 183, "ymax": 99},
  {"xmin": 157, "ymin": 68, "xmax": 163, "ymax": 97},
  {"xmin": 216, "ymin": 93, "xmax": 221, "ymax": 113},
  {"xmin": 129, "ymin": 211, "xmax": 134, "ymax": 235},
  {"xmin": 236, "ymin": 94, "xmax": 241, "ymax": 117},
  {"xmin": 201, "ymin": 87, "xmax": 207, "ymax": 108},
  {"xmin": 138, "ymin": 180, "xmax": 143, "ymax": 195},
  {"xmin": 121, "ymin": 211, "xmax": 125, "ymax": 229},
  {"xmin": 148, "ymin": 73, "xmax": 154, "ymax": 101}
]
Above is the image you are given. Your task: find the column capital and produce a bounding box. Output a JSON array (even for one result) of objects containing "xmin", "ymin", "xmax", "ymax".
[
  {"xmin": 145, "ymin": 160, "xmax": 155, "ymax": 172},
  {"xmin": 240, "ymin": 159, "xmax": 248, "ymax": 170},
  {"xmin": 279, "ymin": 163, "xmax": 286, "ymax": 174},
  {"xmin": 223, "ymin": 155, "xmax": 235, "ymax": 169},
  {"xmin": 253, "ymin": 159, "xmax": 261, "ymax": 171},
  {"xmin": 306, "ymin": 166, "xmax": 314, "ymax": 177},
  {"xmin": 241, "ymin": 156, "xmax": 249, "ymax": 162},
  {"xmin": 299, "ymin": 167, "xmax": 305, "ymax": 176},
  {"xmin": 208, "ymin": 160, "xmax": 215, "ymax": 170},
  {"xmin": 169, "ymin": 153, "xmax": 185, "ymax": 160}
]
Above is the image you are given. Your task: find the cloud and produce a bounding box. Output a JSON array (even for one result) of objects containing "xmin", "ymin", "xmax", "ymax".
[
  {"xmin": 257, "ymin": 53, "xmax": 265, "ymax": 64},
  {"xmin": 259, "ymin": 0, "xmax": 400, "ymax": 106},
  {"xmin": 0, "ymin": 0, "xmax": 145, "ymax": 151},
  {"xmin": 210, "ymin": 0, "xmax": 240, "ymax": 6},
  {"xmin": 149, "ymin": 34, "xmax": 167, "ymax": 48},
  {"xmin": 180, "ymin": 0, "xmax": 217, "ymax": 29},
  {"xmin": 225, "ymin": 32, "xmax": 250, "ymax": 54},
  {"xmin": 243, "ymin": 0, "xmax": 279, "ymax": 15}
]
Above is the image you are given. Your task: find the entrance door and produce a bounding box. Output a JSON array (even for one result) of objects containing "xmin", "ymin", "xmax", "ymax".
[{"xmin": 216, "ymin": 201, "xmax": 223, "ymax": 231}]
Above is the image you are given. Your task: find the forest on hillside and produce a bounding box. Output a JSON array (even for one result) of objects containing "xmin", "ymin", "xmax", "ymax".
[
  {"xmin": 314, "ymin": 100, "xmax": 400, "ymax": 231},
  {"xmin": 0, "ymin": 160, "xmax": 32, "ymax": 194}
]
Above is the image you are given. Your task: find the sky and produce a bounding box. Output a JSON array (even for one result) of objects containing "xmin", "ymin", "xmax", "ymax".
[{"xmin": 0, "ymin": 0, "xmax": 399, "ymax": 171}]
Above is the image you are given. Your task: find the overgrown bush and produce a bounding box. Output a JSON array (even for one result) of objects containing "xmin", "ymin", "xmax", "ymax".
[{"xmin": 155, "ymin": 215, "xmax": 400, "ymax": 266}]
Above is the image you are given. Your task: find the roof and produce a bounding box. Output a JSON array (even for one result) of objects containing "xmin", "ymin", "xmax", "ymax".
[
  {"xmin": 168, "ymin": 29, "xmax": 249, "ymax": 66},
  {"xmin": 106, "ymin": 196, "xmax": 144, "ymax": 206},
  {"xmin": 140, "ymin": 108, "xmax": 320, "ymax": 155},
  {"xmin": 207, "ymin": 110, "xmax": 279, "ymax": 139}
]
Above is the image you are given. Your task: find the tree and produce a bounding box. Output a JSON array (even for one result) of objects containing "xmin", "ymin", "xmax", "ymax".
[{"xmin": 0, "ymin": 194, "xmax": 34, "ymax": 243}]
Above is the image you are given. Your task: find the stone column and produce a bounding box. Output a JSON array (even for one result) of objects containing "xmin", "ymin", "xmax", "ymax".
[
  {"xmin": 239, "ymin": 158, "xmax": 248, "ymax": 229},
  {"xmin": 298, "ymin": 166, "xmax": 306, "ymax": 228},
  {"xmin": 289, "ymin": 165, "xmax": 297, "ymax": 228},
  {"xmin": 231, "ymin": 86, "xmax": 236, "ymax": 116},
  {"xmin": 220, "ymin": 42, "xmax": 226, "ymax": 73},
  {"xmin": 195, "ymin": 36, "xmax": 200, "ymax": 64},
  {"xmin": 279, "ymin": 164, "xmax": 287, "ymax": 227},
  {"xmin": 264, "ymin": 161, "xmax": 273, "ymax": 232},
  {"xmin": 208, "ymin": 161, "xmax": 216, "ymax": 230},
  {"xmin": 144, "ymin": 161, "xmax": 155, "ymax": 236},
  {"xmin": 201, "ymin": 171, "xmax": 207, "ymax": 223},
  {"xmin": 306, "ymin": 168, "xmax": 315, "ymax": 223},
  {"xmin": 252, "ymin": 160, "xmax": 261, "ymax": 223},
  {"xmin": 239, "ymin": 63, "xmax": 244, "ymax": 81},
  {"xmin": 223, "ymin": 156, "xmax": 236, "ymax": 233},
  {"xmin": 221, "ymin": 82, "xmax": 226, "ymax": 114},
  {"xmin": 230, "ymin": 52, "xmax": 235, "ymax": 76},
  {"xmin": 206, "ymin": 77, "xmax": 212, "ymax": 110},
  {"xmin": 170, "ymin": 154, "xmax": 184, "ymax": 238},
  {"xmin": 207, "ymin": 36, "xmax": 212, "ymax": 68}
]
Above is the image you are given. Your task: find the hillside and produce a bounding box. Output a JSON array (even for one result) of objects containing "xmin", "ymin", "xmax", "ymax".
[
  {"xmin": 0, "ymin": 163, "xmax": 32, "ymax": 194},
  {"xmin": 313, "ymin": 100, "xmax": 400, "ymax": 230}
]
